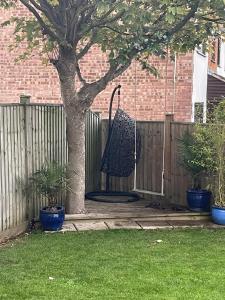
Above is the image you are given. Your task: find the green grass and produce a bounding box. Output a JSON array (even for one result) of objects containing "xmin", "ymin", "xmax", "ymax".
[{"xmin": 0, "ymin": 229, "xmax": 225, "ymax": 299}]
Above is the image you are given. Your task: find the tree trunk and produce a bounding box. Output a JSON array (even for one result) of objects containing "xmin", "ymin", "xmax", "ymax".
[
  {"xmin": 56, "ymin": 48, "xmax": 87, "ymax": 214},
  {"xmin": 65, "ymin": 108, "xmax": 86, "ymax": 214}
]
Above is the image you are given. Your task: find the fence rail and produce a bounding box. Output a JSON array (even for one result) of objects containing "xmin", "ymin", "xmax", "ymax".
[{"xmin": 0, "ymin": 104, "xmax": 101, "ymax": 232}]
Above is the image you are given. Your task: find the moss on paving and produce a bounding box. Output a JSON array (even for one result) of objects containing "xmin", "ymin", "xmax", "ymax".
[{"xmin": 0, "ymin": 229, "xmax": 225, "ymax": 299}]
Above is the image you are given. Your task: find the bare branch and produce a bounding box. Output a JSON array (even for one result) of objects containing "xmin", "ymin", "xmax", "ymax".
[
  {"xmin": 77, "ymin": 32, "xmax": 97, "ymax": 60},
  {"xmin": 152, "ymin": 5, "xmax": 168, "ymax": 26},
  {"xmin": 78, "ymin": 59, "xmax": 131, "ymax": 108},
  {"xmin": 201, "ymin": 17, "xmax": 225, "ymax": 24},
  {"xmin": 80, "ymin": 6, "xmax": 125, "ymax": 38},
  {"xmin": 142, "ymin": 1, "xmax": 201, "ymax": 46},
  {"xmin": 19, "ymin": 0, "xmax": 60, "ymax": 42},
  {"xmin": 99, "ymin": 25, "xmax": 133, "ymax": 37},
  {"xmin": 75, "ymin": 56, "xmax": 87, "ymax": 85},
  {"xmin": 28, "ymin": 0, "xmax": 43, "ymax": 12},
  {"xmin": 39, "ymin": 0, "xmax": 66, "ymax": 34},
  {"xmin": 97, "ymin": 3, "xmax": 122, "ymax": 22},
  {"xmin": 165, "ymin": 1, "xmax": 201, "ymax": 39},
  {"xmin": 19, "ymin": 0, "xmax": 72, "ymax": 48},
  {"xmin": 72, "ymin": 4, "xmax": 97, "ymax": 42},
  {"xmin": 24, "ymin": 0, "xmax": 66, "ymax": 35},
  {"xmin": 91, "ymin": 10, "xmax": 125, "ymax": 30}
]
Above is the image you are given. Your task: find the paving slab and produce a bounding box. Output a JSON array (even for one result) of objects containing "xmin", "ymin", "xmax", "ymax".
[
  {"xmin": 61, "ymin": 223, "xmax": 77, "ymax": 232},
  {"xmin": 137, "ymin": 221, "xmax": 173, "ymax": 230},
  {"xmin": 74, "ymin": 220, "xmax": 108, "ymax": 231},
  {"xmin": 106, "ymin": 220, "xmax": 142, "ymax": 230},
  {"xmin": 167, "ymin": 220, "xmax": 209, "ymax": 228},
  {"xmin": 204, "ymin": 222, "xmax": 225, "ymax": 229}
]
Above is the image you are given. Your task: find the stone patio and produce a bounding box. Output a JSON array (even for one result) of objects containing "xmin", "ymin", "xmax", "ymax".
[
  {"xmin": 58, "ymin": 219, "xmax": 225, "ymax": 232},
  {"xmin": 46, "ymin": 200, "xmax": 225, "ymax": 233}
]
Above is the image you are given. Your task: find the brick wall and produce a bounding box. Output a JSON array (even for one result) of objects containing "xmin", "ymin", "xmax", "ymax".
[{"xmin": 0, "ymin": 7, "xmax": 193, "ymax": 121}]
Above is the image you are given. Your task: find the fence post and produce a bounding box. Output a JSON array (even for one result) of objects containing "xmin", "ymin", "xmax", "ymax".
[
  {"xmin": 20, "ymin": 95, "xmax": 30, "ymax": 105},
  {"xmin": 164, "ymin": 113, "xmax": 174, "ymax": 205},
  {"xmin": 20, "ymin": 95, "xmax": 32, "ymax": 221}
]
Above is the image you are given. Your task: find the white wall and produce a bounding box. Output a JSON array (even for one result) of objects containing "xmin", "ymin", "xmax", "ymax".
[{"xmin": 191, "ymin": 50, "xmax": 208, "ymax": 122}]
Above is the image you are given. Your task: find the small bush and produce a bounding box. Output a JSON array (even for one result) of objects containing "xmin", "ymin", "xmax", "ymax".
[{"xmin": 26, "ymin": 161, "xmax": 68, "ymax": 207}]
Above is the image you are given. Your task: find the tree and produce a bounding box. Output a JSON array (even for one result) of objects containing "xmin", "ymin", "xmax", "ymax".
[{"xmin": 1, "ymin": 0, "xmax": 225, "ymax": 213}]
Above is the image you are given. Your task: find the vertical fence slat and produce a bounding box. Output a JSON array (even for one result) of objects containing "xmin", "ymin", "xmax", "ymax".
[
  {"xmin": 18, "ymin": 107, "xmax": 23, "ymax": 225},
  {"xmin": 0, "ymin": 107, "xmax": 3, "ymax": 231}
]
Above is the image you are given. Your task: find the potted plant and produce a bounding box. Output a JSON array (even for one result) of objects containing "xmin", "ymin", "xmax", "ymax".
[
  {"xmin": 207, "ymin": 101, "xmax": 225, "ymax": 224},
  {"xmin": 179, "ymin": 126, "xmax": 214, "ymax": 212},
  {"xmin": 26, "ymin": 161, "xmax": 68, "ymax": 231}
]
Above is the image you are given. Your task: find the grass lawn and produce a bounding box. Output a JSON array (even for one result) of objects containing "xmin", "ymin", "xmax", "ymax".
[{"xmin": 0, "ymin": 229, "xmax": 225, "ymax": 299}]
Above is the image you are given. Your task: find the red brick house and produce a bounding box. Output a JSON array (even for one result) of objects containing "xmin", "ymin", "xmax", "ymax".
[{"xmin": 0, "ymin": 7, "xmax": 225, "ymax": 122}]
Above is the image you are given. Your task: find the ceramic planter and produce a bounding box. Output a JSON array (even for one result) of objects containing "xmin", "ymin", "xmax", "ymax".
[
  {"xmin": 40, "ymin": 206, "xmax": 65, "ymax": 231},
  {"xmin": 211, "ymin": 206, "xmax": 225, "ymax": 225},
  {"xmin": 186, "ymin": 189, "xmax": 211, "ymax": 212}
]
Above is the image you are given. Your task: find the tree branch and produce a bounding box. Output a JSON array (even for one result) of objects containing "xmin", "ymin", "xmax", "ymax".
[
  {"xmin": 142, "ymin": 1, "xmax": 201, "ymax": 46},
  {"xmin": 28, "ymin": 0, "xmax": 43, "ymax": 12},
  {"xmin": 77, "ymin": 59, "xmax": 131, "ymax": 108},
  {"xmin": 99, "ymin": 25, "xmax": 133, "ymax": 37},
  {"xmin": 201, "ymin": 17, "xmax": 225, "ymax": 24},
  {"xmin": 80, "ymin": 7, "xmax": 125, "ymax": 38},
  {"xmin": 39, "ymin": 0, "xmax": 66, "ymax": 34},
  {"xmin": 92, "ymin": 10, "xmax": 125, "ymax": 30},
  {"xmin": 165, "ymin": 1, "xmax": 201, "ymax": 39},
  {"xmin": 77, "ymin": 32, "xmax": 97, "ymax": 60},
  {"xmin": 75, "ymin": 56, "xmax": 87, "ymax": 85},
  {"xmin": 72, "ymin": 4, "xmax": 97, "ymax": 42},
  {"xmin": 19, "ymin": 0, "xmax": 60, "ymax": 41}
]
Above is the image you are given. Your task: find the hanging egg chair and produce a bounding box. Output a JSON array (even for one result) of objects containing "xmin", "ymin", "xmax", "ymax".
[{"xmin": 85, "ymin": 85, "xmax": 141, "ymax": 203}]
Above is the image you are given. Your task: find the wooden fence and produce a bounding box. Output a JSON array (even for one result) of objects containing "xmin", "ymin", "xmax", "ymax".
[
  {"xmin": 0, "ymin": 104, "xmax": 101, "ymax": 233},
  {"xmin": 0, "ymin": 105, "xmax": 200, "ymax": 235},
  {"xmin": 101, "ymin": 116, "xmax": 194, "ymax": 207}
]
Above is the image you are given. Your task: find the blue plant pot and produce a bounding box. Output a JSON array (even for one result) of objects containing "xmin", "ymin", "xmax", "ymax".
[
  {"xmin": 212, "ymin": 206, "xmax": 225, "ymax": 225},
  {"xmin": 40, "ymin": 206, "xmax": 65, "ymax": 231},
  {"xmin": 186, "ymin": 189, "xmax": 211, "ymax": 212}
]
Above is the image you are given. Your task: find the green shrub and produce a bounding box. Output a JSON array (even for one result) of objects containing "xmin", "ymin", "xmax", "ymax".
[
  {"xmin": 207, "ymin": 101, "xmax": 225, "ymax": 207},
  {"xmin": 179, "ymin": 125, "xmax": 215, "ymax": 189},
  {"xmin": 179, "ymin": 99, "xmax": 225, "ymax": 207},
  {"xmin": 26, "ymin": 161, "xmax": 68, "ymax": 207}
]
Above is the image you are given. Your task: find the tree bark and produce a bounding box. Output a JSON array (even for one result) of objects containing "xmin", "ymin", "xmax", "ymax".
[
  {"xmin": 56, "ymin": 48, "xmax": 86, "ymax": 214},
  {"xmin": 65, "ymin": 108, "xmax": 86, "ymax": 214}
]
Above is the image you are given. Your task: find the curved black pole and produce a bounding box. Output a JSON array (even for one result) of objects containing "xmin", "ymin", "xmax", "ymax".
[
  {"xmin": 106, "ymin": 84, "xmax": 121, "ymax": 191},
  {"xmin": 108, "ymin": 85, "xmax": 122, "ymax": 141}
]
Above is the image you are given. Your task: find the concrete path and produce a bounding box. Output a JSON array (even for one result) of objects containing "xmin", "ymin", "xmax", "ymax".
[{"xmin": 58, "ymin": 219, "xmax": 225, "ymax": 232}]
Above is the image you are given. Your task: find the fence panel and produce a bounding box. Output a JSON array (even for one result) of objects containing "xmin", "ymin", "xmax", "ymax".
[
  {"xmin": 136, "ymin": 121, "xmax": 164, "ymax": 194},
  {"xmin": 0, "ymin": 104, "xmax": 101, "ymax": 232},
  {"xmin": 25, "ymin": 105, "xmax": 67, "ymax": 218},
  {"xmin": 0, "ymin": 106, "xmax": 27, "ymax": 232},
  {"xmin": 85, "ymin": 111, "xmax": 101, "ymax": 193},
  {"xmin": 102, "ymin": 119, "xmax": 194, "ymax": 207},
  {"xmin": 170, "ymin": 122, "xmax": 193, "ymax": 206},
  {"xmin": 101, "ymin": 120, "xmax": 164, "ymax": 194}
]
